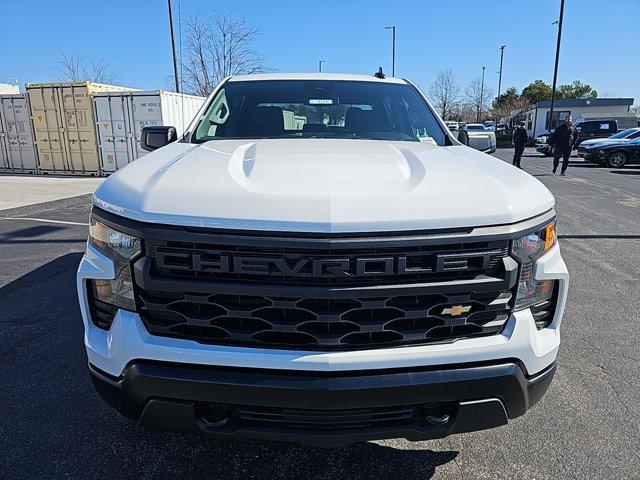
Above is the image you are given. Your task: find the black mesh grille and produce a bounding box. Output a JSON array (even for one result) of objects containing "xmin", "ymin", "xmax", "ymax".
[
  {"xmin": 135, "ymin": 232, "xmax": 515, "ymax": 349},
  {"xmin": 138, "ymin": 290, "xmax": 512, "ymax": 349},
  {"xmin": 235, "ymin": 405, "xmax": 417, "ymax": 430}
]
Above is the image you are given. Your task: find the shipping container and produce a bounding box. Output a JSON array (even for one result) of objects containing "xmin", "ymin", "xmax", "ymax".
[
  {"xmin": 93, "ymin": 90, "xmax": 206, "ymax": 173},
  {"xmin": 0, "ymin": 83, "xmax": 20, "ymax": 94},
  {"xmin": 0, "ymin": 94, "xmax": 38, "ymax": 173},
  {"xmin": 26, "ymin": 82, "xmax": 134, "ymax": 175}
]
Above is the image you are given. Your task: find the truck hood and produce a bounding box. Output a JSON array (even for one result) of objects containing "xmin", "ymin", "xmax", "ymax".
[{"xmin": 94, "ymin": 139, "xmax": 554, "ymax": 232}]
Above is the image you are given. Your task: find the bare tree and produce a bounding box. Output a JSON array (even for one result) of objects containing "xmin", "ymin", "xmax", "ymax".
[
  {"xmin": 181, "ymin": 12, "xmax": 271, "ymax": 96},
  {"xmin": 429, "ymin": 69, "xmax": 460, "ymax": 120},
  {"xmin": 464, "ymin": 78, "xmax": 494, "ymax": 122},
  {"xmin": 491, "ymin": 97, "xmax": 529, "ymax": 125},
  {"xmin": 450, "ymin": 103, "xmax": 476, "ymax": 122},
  {"xmin": 54, "ymin": 53, "xmax": 121, "ymax": 84}
]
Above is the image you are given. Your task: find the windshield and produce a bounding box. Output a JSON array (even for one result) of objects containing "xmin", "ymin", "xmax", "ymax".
[
  {"xmin": 192, "ymin": 80, "xmax": 447, "ymax": 144},
  {"xmin": 609, "ymin": 128, "xmax": 635, "ymax": 139},
  {"xmin": 466, "ymin": 125, "xmax": 486, "ymax": 130}
]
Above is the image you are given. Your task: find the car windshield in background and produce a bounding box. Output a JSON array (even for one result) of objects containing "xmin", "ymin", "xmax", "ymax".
[
  {"xmin": 466, "ymin": 125, "xmax": 486, "ymax": 131},
  {"xmin": 193, "ymin": 80, "xmax": 447, "ymax": 145},
  {"xmin": 609, "ymin": 128, "xmax": 636, "ymax": 139}
]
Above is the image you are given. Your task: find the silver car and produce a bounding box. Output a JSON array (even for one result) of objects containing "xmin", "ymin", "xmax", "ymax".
[{"xmin": 458, "ymin": 123, "xmax": 497, "ymax": 153}]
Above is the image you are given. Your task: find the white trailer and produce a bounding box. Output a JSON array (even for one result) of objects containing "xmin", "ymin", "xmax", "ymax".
[
  {"xmin": 0, "ymin": 83, "xmax": 20, "ymax": 94},
  {"xmin": 0, "ymin": 94, "xmax": 38, "ymax": 173},
  {"xmin": 93, "ymin": 90, "xmax": 206, "ymax": 173}
]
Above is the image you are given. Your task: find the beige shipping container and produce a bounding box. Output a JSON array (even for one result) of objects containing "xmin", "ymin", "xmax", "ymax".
[{"xmin": 26, "ymin": 82, "xmax": 134, "ymax": 175}]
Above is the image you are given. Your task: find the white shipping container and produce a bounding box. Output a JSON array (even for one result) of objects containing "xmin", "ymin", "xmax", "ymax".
[
  {"xmin": 94, "ymin": 90, "xmax": 206, "ymax": 173},
  {"xmin": 26, "ymin": 82, "xmax": 134, "ymax": 175},
  {"xmin": 0, "ymin": 83, "xmax": 20, "ymax": 94},
  {"xmin": 0, "ymin": 94, "xmax": 38, "ymax": 172}
]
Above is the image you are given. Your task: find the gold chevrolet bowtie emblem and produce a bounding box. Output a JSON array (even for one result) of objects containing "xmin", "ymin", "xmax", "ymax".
[{"xmin": 442, "ymin": 305, "xmax": 472, "ymax": 316}]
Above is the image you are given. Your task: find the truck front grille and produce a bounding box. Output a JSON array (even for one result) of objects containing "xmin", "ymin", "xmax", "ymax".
[
  {"xmin": 138, "ymin": 290, "xmax": 512, "ymax": 349},
  {"xmin": 132, "ymin": 229, "xmax": 517, "ymax": 350}
]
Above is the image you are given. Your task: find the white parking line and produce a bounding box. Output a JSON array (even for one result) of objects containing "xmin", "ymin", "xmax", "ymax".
[{"xmin": 0, "ymin": 216, "xmax": 89, "ymax": 226}]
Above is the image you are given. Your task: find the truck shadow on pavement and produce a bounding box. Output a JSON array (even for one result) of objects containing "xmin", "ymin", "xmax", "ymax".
[
  {"xmin": 1, "ymin": 253, "xmax": 459, "ymax": 480},
  {"xmin": 0, "ymin": 224, "xmax": 87, "ymax": 245},
  {"xmin": 610, "ymin": 169, "xmax": 640, "ymax": 175}
]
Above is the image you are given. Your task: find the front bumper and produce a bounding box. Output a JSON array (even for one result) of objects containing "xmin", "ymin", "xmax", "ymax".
[
  {"xmin": 577, "ymin": 150, "xmax": 604, "ymax": 162},
  {"xmin": 89, "ymin": 359, "xmax": 556, "ymax": 447},
  {"xmin": 535, "ymin": 144, "xmax": 551, "ymax": 154}
]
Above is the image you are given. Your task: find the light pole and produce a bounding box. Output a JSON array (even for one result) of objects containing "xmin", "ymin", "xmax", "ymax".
[
  {"xmin": 318, "ymin": 60, "xmax": 326, "ymax": 73},
  {"xmin": 549, "ymin": 0, "xmax": 565, "ymax": 131},
  {"xmin": 497, "ymin": 45, "xmax": 506, "ymax": 99},
  {"xmin": 478, "ymin": 66, "xmax": 486, "ymax": 122},
  {"xmin": 167, "ymin": 0, "xmax": 180, "ymax": 93},
  {"xmin": 384, "ymin": 26, "xmax": 396, "ymax": 76}
]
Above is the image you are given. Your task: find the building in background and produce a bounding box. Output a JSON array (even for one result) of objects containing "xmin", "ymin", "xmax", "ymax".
[{"xmin": 520, "ymin": 97, "xmax": 635, "ymax": 138}]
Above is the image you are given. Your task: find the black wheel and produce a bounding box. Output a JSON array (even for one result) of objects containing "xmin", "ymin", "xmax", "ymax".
[
  {"xmin": 607, "ymin": 151, "xmax": 627, "ymax": 168},
  {"xmin": 545, "ymin": 145, "xmax": 555, "ymax": 157}
]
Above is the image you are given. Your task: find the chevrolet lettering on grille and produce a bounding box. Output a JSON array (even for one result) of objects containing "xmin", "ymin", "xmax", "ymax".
[{"xmin": 155, "ymin": 250, "xmax": 497, "ymax": 277}]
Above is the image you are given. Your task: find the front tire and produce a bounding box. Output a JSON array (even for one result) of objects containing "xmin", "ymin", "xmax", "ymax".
[
  {"xmin": 607, "ymin": 151, "xmax": 627, "ymax": 168},
  {"xmin": 545, "ymin": 145, "xmax": 555, "ymax": 157}
]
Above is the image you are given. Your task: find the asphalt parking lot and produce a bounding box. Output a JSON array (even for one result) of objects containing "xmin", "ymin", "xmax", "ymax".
[{"xmin": 1, "ymin": 148, "xmax": 639, "ymax": 479}]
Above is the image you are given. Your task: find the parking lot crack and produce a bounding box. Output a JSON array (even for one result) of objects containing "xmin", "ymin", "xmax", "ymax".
[{"xmin": 596, "ymin": 364, "xmax": 640, "ymax": 425}]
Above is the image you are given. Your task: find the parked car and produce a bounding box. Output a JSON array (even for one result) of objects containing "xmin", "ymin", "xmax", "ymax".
[
  {"xmin": 536, "ymin": 120, "xmax": 622, "ymax": 156},
  {"xmin": 78, "ymin": 72, "xmax": 567, "ymax": 447},
  {"xmin": 579, "ymin": 127, "xmax": 640, "ymax": 148},
  {"xmin": 444, "ymin": 121, "xmax": 459, "ymax": 132},
  {"xmin": 458, "ymin": 123, "xmax": 497, "ymax": 153},
  {"xmin": 577, "ymin": 136, "xmax": 640, "ymax": 167},
  {"xmin": 483, "ymin": 120, "xmax": 496, "ymax": 131}
]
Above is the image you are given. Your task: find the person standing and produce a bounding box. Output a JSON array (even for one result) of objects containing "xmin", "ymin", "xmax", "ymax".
[
  {"xmin": 549, "ymin": 115, "xmax": 577, "ymax": 176},
  {"xmin": 512, "ymin": 121, "xmax": 528, "ymax": 168}
]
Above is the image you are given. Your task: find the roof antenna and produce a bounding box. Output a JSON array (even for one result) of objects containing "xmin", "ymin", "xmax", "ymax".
[{"xmin": 374, "ymin": 67, "xmax": 386, "ymax": 79}]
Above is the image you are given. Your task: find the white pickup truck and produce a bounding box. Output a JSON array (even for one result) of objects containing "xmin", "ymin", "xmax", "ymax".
[
  {"xmin": 458, "ymin": 123, "xmax": 497, "ymax": 153},
  {"xmin": 77, "ymin": 73, "xmax": 568, "ymax": 447}
]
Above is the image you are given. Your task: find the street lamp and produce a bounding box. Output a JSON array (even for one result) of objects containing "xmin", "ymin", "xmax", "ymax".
[
  {"xmin": 384, "ymin": 26, "xmax": 396, "ymax": 76},
  {"xmin": 497, "ymin": 45, "xmax": 506, "ymax": 99},
  {"xmin": 478, "ymin": 66, "xmax": 486, "ymax": 122},
  {"xmin": 549, "ymin": 0, "xmax": 565, "ymax": 131},
  {"xmin": 318, "ymin": 60, "xmax": 326, "ymax": 73},
  {"xmin": 167, "ymin": 0, "xmax": 180, "ymax": 93}
]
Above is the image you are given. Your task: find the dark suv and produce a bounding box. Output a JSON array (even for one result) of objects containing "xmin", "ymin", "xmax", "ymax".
[{"xmin": 535, "ymin": 120, "xmax": 618, "ymax": 156}]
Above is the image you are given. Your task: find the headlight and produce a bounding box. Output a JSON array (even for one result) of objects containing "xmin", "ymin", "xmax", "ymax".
[
  {"xmin": 511, "ymin": 221, "xmax": 556, "ymax": 312},
  {"xmin": 89, "ymin": 217, "xmax": 140, "ymax": 312}
]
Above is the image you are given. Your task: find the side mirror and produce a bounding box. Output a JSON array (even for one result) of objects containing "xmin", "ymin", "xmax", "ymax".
[{"xmin": 141, "ymin": 126, "xmax": 178, "ymax": 151}]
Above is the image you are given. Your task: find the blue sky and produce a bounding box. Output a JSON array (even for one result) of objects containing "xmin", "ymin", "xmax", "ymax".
[{"xmin": 1, "ymin": 0, "xmax": 638, "ymax": 104}]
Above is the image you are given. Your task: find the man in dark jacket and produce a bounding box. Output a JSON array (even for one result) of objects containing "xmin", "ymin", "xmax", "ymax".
[
  {"xmin": 512, "ymin": 121, "xmax": 528, "ymax": 168},
  {"xmin": 549, "ymin": 115, "xmax": 577, "ymax": 175}
]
